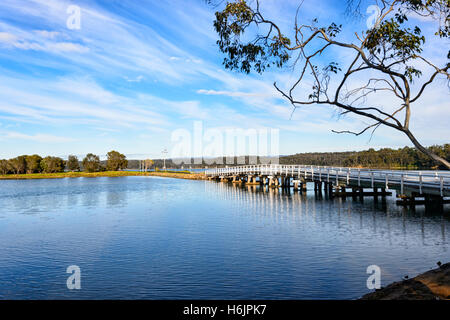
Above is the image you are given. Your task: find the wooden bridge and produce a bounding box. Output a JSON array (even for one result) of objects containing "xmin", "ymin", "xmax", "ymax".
[{"xmin": 205, "ymin": 165, "xmax": 450, "ymax": 208}]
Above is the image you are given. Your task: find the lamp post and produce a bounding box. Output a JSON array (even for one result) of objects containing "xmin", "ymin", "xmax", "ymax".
[{"xmin": 162, "ymin": 148, "xmax": 168, "ymax": 170}]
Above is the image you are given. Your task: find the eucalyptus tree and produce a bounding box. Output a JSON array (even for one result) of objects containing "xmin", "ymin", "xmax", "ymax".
[
  {"xmin": 82, "ymin": 153, "xmax": 101, "ymax": 172},
  {"xmin": 41, "ymin": 156, "xmax": 66, "ymax": 173},
  {"xmin": 0, "ymin": 159, "xmax": 11, "ymax": 175},
  {"xmin": 8, "ymin": 155, "xmax": 27, "ymax": 174},
  {"xmin": 144, "ymin": 159, "xmax": 154, "ymax": 172},
  {"xmin": 25, "ymin": 154, "xmax": 43, "ymax": 173},
  {"xmin": 212, "ymin": 0, "xmax": 450, "ymax": 168},
  {"xmin": 67, "ymin": 155, "xmax": 80, "ymax": 172},
  {"xmin": 106, "ymin": 150, "xmax": 128, "ymax": 171}
]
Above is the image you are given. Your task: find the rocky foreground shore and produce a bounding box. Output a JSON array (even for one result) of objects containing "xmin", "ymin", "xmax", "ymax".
[{"xmin": 361, "ymin": 262, "xmax": 450, "ymax": 300}]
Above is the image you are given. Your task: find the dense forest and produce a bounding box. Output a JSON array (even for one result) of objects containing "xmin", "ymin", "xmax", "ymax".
[{"xmin": 281, "ymin": 145, "xmax": 450, "ymax": 169}]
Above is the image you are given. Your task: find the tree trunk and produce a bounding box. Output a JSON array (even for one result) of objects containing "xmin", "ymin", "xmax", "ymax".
[{"xmin": 404, "ymin": 129, "xmax": 450, "ymax": 169}]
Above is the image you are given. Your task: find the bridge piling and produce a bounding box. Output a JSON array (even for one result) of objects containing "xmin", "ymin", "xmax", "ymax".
[{"xmin": 293, "ymin": 180, "xmax": 299, "ymax": 192}]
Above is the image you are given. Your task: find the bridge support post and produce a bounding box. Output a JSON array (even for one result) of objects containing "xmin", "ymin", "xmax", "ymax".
[
  {"xmin": 284, "ymin": 177, "xmax": 291, "ymax": 189},
  {"xmin": 269, "ymin": 177, "xmax": 275, "ymax": 188},
  {"xmin": 351, "ymin": 187, "xmax": 357, "ymax": 200},
  {"xmin": 259, "ymin": 176, "xmax": 265, "ymax": 185},
  {"xmin": 314, "ymin": 181, "xmax": 322, "ymax": 192},
  {"xmin": 329, "ymin": 183, "xmax": 334, "ymax": 198},
  {"xmin": 397, "ymin": 194, "xmax": 447, "ymax": 211},
  {"xmin": 247, "ymin": 176, "xmax": 258, "ymax": 185},
  {"xmin": 232, "ymin": 176, "xmax": 241, "ymax": 184},
  {"xmin": 373, "ymin": 187, "xmax": 379, "ymax": 202},
  {"xmin": 341, "ymin": 186, "xmax": 347, "ymax": 200},
  {"xmin": 314, "ymin": 181, "xmax": 323, "ymax": 198},
  {"xmin": 301, "ymin": 180, "xmax": 307, "ymax": 193},
  {"xmin": 424, "ymin": 195, "xmax": 444, "ymax": 212}
]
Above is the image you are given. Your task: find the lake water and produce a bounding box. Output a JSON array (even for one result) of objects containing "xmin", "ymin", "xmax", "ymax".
[{"xmin": 0, "ymin": 176, "xmax": 448, "ymax": 299}]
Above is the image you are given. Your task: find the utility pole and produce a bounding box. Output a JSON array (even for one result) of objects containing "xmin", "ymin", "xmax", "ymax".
[{"xmin": 162, "ymin": 148, "xmax": 168, "ymax": 170}]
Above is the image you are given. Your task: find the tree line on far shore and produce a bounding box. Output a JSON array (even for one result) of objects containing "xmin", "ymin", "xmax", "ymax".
[
  {"xmin": 281, "ymin": 145, "xmax": 450, "ymax": 169},
  {"xmin": 2, "ymin": 144, "xmax": 449, "ymax": 174},
  {"xmin": 0, "ymin": 151, "xmax": 128, "ymax": 175}
]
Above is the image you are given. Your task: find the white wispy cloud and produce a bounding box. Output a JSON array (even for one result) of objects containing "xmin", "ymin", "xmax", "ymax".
[
  {"xmin": 0, "ymin": 131, "xmax": 76, "ymax": 143},
  {"xmin": 34, "ymin": 30, "xmax": 61, "ymax": 39},
  {"xmin": 124, "ymin": 75, "xmax": 145, "ymax": 83},
  {"xmin": 0, "ymin": 32, "xmax": 17, "ymax": 43},
  {"xmin": 0, "ymin": 25, "xmax": 89, "ymax": 53},
  {"xmin": 197, "ymin": 89, "xmax": 273, "ymax": 98}
]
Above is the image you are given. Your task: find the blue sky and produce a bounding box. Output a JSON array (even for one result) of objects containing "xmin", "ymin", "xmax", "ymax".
[{"xmin": 0, "ymin": 0, "xmax": 448, "ymax": 160}]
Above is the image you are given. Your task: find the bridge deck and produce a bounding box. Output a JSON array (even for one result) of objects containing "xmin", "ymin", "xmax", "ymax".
[{"xmin": 205, "ymin": 165, "xmax": 450, "ymax": 197}]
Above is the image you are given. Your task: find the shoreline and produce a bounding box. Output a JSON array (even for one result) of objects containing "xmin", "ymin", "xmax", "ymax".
[
  {"xmin": 361, "ymin": 262, "xmax": 450, "ymax": 300},
  {"xmin": 148, "ymin": 171, "xmax": 206, "ymax": 180},
  {"xmin": 0, "ymin": 171, "xmax": 207, "ymax": 180}
]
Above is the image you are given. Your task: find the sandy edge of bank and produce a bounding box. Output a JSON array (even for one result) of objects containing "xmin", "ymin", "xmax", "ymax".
[{"xmin": 148, "ymin": 172, "xmax": 207, "ymax": 180}]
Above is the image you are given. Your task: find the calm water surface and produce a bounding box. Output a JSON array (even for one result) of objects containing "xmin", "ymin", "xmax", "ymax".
[{"xmin": 0, "ymin": 176, "xmax": 448, "ymax": 299}]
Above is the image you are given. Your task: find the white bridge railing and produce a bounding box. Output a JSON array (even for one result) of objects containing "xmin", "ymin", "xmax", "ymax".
[{"xmin": 205, "ymin": 165, "xmax": 450, "ymax": 196}]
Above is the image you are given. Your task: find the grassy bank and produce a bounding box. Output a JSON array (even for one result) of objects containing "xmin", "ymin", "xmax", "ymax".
[
  {"xmin": 0, "ymin": 170, "xmax": 207, "ymax": 180},
  {"xmin": 0, "ymin": 171, "xmax": 153, "ymax": 180},
  {"xmin": 149, "ymin": 171, "xmax": 207, "ymax": 180}
]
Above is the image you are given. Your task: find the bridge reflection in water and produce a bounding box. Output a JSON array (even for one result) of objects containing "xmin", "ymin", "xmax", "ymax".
[
  {"xmin": 204, "ymin": 180, "xmax": 448, "ymax": 247},
  {"xmin": 206, "ymin": 165, "xmax": 450, "ymax": 209}
]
